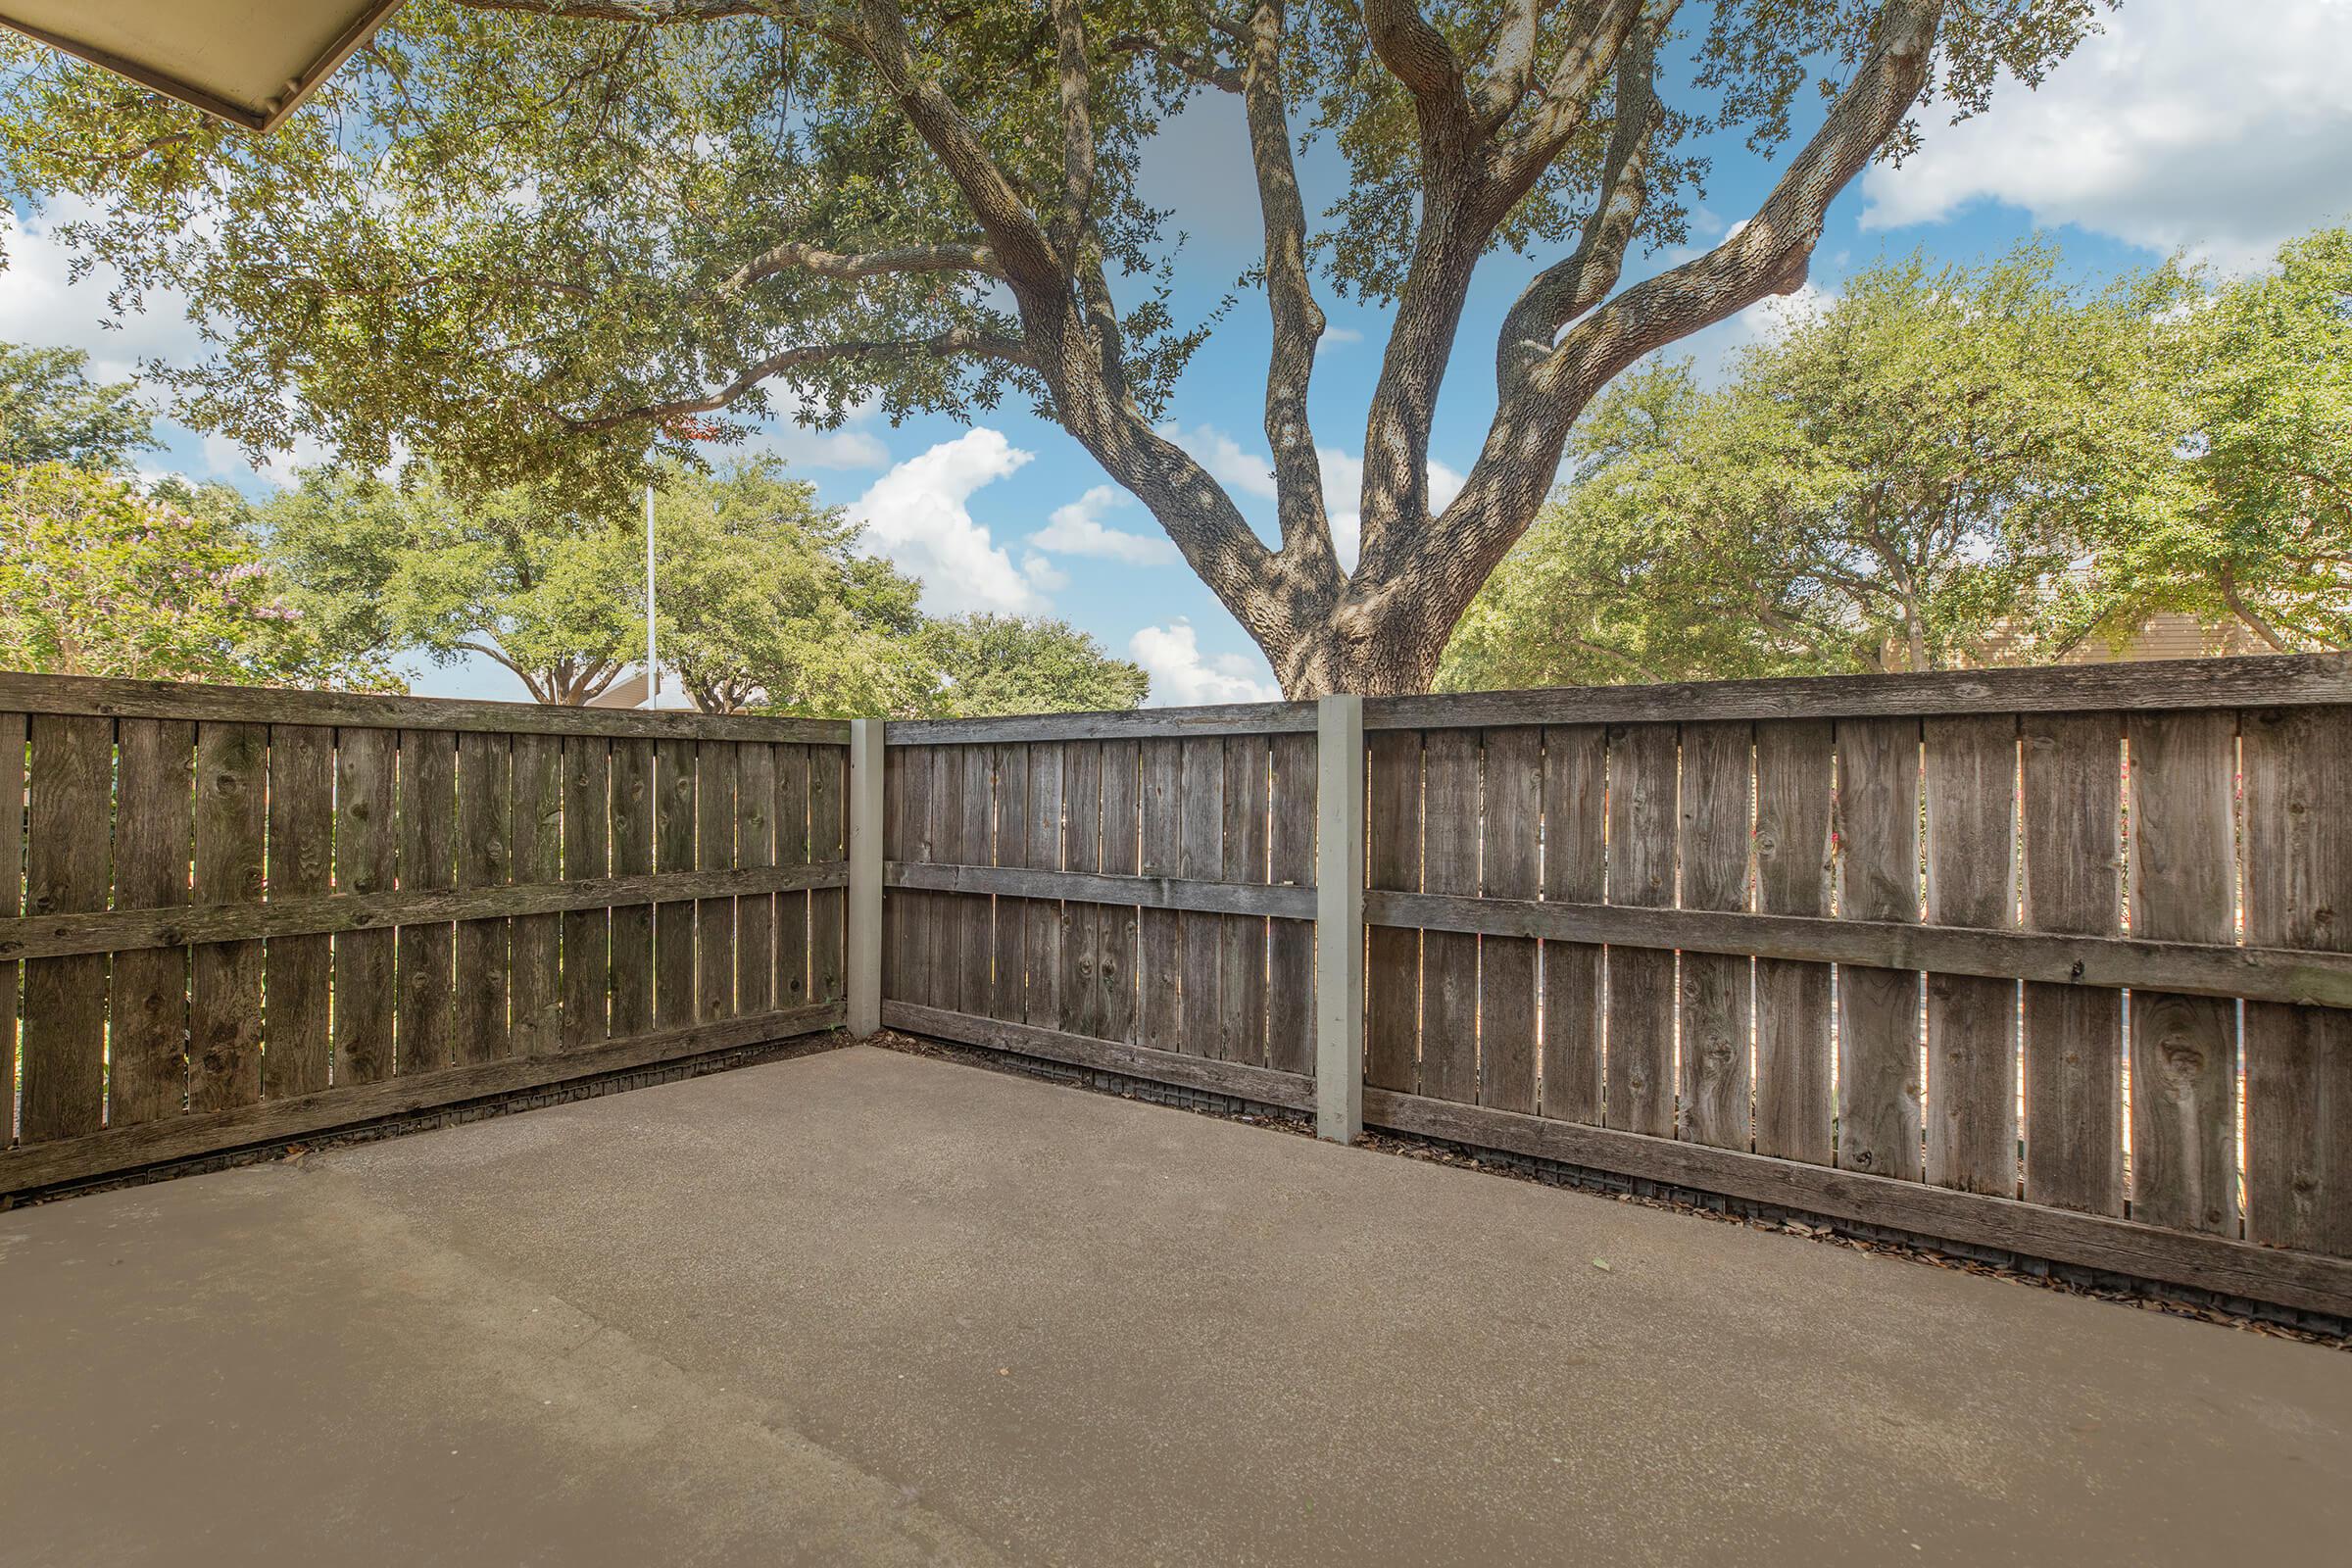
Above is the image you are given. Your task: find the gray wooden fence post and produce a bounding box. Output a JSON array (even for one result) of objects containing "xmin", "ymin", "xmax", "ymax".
[
  {"xmin": 847, "ymin": 717, "xmax": 885, "ymax": 1038},
  {"xmin": 1315, "ymin": 694, "xmax": 1365, "ymax": 1143}
]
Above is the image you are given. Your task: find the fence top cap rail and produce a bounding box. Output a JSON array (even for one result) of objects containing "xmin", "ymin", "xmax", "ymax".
[
  {"xmin": 1364, "ymin": 652, "xmax": 2352, "ymax": 729},
  {"xmin": 0, "ymin": 669, "xmax": 853, "ymax": 743},
  {"xmin": 885, "ymin": 698, "xmax": 1317, "ymax": 744}
]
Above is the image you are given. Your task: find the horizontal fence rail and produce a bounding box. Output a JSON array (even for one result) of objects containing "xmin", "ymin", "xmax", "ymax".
[
  {"xmin": 875, "ymin": 654, "xmax": 2352, "ymax": 1319},
  {"xmin": 1, "ymin": 673, "xmax": 850, "ymax": 1195}
]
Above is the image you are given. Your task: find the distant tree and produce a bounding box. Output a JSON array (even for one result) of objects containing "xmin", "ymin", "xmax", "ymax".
[
  {"xmin": 909, "ymin": 614, "xmax": 1148, "ymax": 717},
  {"xmin": 265, "ymin": 466, "xmax": 641, "ymax": 704},
  {"xmin": 1442, "ymin": 244, "xmax": 2185, "ymax": 689},
  {"xmin": 651, "ymin": 460, "xmax": 927, "ymax": 715},
  {"xmin": 2099, "ymin": 225, "xmax": 2352, "ymax": 651},
  {"xmin": 0, "ymin": 462, "xmax": 396, "ymax": 687},
  {"xmin": 0, "ymin": 341, "xmax": 157, "ymax": 468}
]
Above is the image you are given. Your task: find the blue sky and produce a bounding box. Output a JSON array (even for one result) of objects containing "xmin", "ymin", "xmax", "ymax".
[{"xmin": 6, "ymin": 0, "xmax": 2350, "ymax": 705}]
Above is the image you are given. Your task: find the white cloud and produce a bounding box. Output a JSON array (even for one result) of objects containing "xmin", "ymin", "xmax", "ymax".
[
  {"xmin": 845, "ymin": 428, "xmax": 1047, "ymax": 615},
  {"xmin": 1029, "ymin": 484, "xmax": 1181, "ymax": 564},
  {"xmin": 1020, "ymin": 552, "xmax": 1070, "ymax": 593},
  {"xmin": 1860, "ymin": 0, "xmax": 2352, "ymax": 270},
  {"xmin": 1315, "ymin": 325, "xmax": 1366, "ymax": 358},
  {"xmin": 0, "ymin": 198, "xmax": 207, "ymax": 386},
  {"xmin": 1128, "ymin": 619, "xmax": 1282, "ymax": 707}
]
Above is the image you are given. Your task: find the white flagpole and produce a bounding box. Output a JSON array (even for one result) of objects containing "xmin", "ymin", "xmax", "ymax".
[{"xmin": 645, "ymin": 484, "xmax": 660, "ymax": 703}]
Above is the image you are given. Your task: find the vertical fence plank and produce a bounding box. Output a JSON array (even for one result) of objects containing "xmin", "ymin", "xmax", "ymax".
[
  {"xmin": 1022, "ymin": 744, "xmax": 1063, "ymax": 1029},
  {"xmin": 1139, "ymin": 739, "xmax": 1185, "ymax": 1052},
  {"xmin": 1219, "ymin": 735, "xmax": 1269, "ymax": 1065},
  {"xmin": 695, "ymin": 741, "xmax": 738, "ymax": 1022},
  {"xmin": 395, "ymin": 730, "xmax": 457, "ymax": 1074},
  {"xmin": 1541, "ymin": 725, "xmax": 1606, "ymax": 1125},
  {"xmin": 456, "ymin": 731, "xmax": 513, "ymax": 1064},
  {"xmin": 2126, "ymin": 710, "xmax": 2239, "ymax": 1236},
  {"xmin": 920, "ymin": 747, "xmax": 961, "ymax": 1011},
  {"xmin": 1924, "ymin": 714, "xmax": 2021, "ymax": 1197},
  {"xmin": 881, "ymin": 744, "xmax": 909, "ymax": 1005},
  {"xmin": 2019, "ymin": 712, "xmax": 2125, "ymax": 1215},
  {"xmin": 992, "ymin": 743, "xmax": 1029, "ymax": 1022},
  {"xmin": 1835, "ymin": 716, "xmax": 1924, "ymax": 1181},
  {"xmin": 608, "ymin": 739, "xmax": 656, "ymax": 1039},
  {"xmin": 735, "ymin": 742, "xmax": 777, "ymax": 1017},
  {"xmin": 335, "ymin": 729, "xmax": 398, "ymax": 1083},
  {"xmin": 1058, "ymin": 741, "xmax": 1102, "ymax": 1037},
  {"xmin": 653, "ymin": 737, "xmax": 697, "ymax": 1027},
  {"xmin": 1097, "ymin": 739, "xmax": 1140, "ymax": 1043},
  {"xmin": 1420, "ymin": 728, "xmax": 1481, "ymax": 1103},
  {"xmin": 809, "ymin": 745, "xmax": 848, "ymax": 1007},
  {"xmin": 1679, "ymin": 720, "xmax": 1753, "ymax": 1150},
  {"xmin": 22, "ymin": 714, "xmax": 113, "ymax": 1140},
  {"xmin": 510, "ymin": 732, "xmax": 564, "ymax": 1054},
  {"xmin": 1752, "ymin": 719, "xmax": 1836, "ymax": 1165},
  {"xmin": 264, "ymin": 725, "xmax": 334, "ymax": 1097},
  {"xmin": 191, "ymin": 721, "xmax": 267, "ymax": 1108},
  {"xmin": 1177, "ymin": 738, "xmax": 1223, "ymax": 1057},
  {"xmin": 1478, "ymin": 728, "xmax": 1540, "ymax": 1115},
  {"xmin": 1366, "ymin": 730, "xmax": 1422, "ymax": 1094},
  {"xmin": 1267, "ymin": 732, "xmax": 1317, "ymax": 1078},
  {"xmin": 771, "ymin": 743, "xmax": 810, "ymax": 1007},
  {"xmin": 957, "ymin": 748, "xmax": 994, "ymax": 1014},
  {"xmin": 0, "ymin": 712, "xmax": 23, "ymax": 1143},
  {"xmin": 2242, "ymin": 705, "xmax": 2352, "ymax": 1255},
  {"xmin": 110, "ymin": 718, "xmax": 193, "ymax": 1126},
  {"xmin": 560, "ymin": 735, "xmax": 611, "ymax": 1051},
  {"xmin": 901, "ymin": 745, "xmax": 942, "ymax": 1009},
  {"xmin": 1605, "ymin": 722, "xmax": 1677, "ymax": 1139}
]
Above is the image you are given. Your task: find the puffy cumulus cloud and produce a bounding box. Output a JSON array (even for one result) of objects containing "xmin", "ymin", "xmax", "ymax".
[
  {"xmin": 845, "ymin": 428, "xmax": 1048, "ymax": 615},
  {"xmin": 0, "ymin": 198, "xmax": 208, "ymax": 385},
  {"xmin": 1029, "ymin": 484, "xmax": 1181, "ymax": 564},
  {"xmin": 1859, "ymin": 0, "xmax": 2352, "ymax": 270},
  {"xmin": 1128, "ymin": 618, "xmax": 1282, "ymax": 706}
]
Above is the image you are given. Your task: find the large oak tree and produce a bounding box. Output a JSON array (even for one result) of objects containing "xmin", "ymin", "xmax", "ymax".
[{"xmin": 0, "ymin": 0, "xmax": 2107, "ymax": 694}]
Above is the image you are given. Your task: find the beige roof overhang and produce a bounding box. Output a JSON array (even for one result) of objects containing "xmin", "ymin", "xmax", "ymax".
[{"xmin": 0, "ymin": 0, "xmax": 409, "ymax": 133}]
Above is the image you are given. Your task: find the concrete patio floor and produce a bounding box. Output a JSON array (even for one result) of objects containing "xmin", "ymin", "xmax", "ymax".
[{"xmin": 3, "ymin": 1043, "xmax": 2348, "ymax": 1567}]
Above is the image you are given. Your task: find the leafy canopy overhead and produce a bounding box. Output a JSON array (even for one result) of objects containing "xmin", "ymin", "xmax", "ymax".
[{"xmin": 0, "ymin": 0, "xmax": 2112, "ymax": 693}]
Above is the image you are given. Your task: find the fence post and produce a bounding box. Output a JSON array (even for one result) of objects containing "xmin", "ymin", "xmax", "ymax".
[
  {"xmin": 847, "ymin": 717, "xmax": 885, "ymax": 1039},
  {"xmin": 1315, "ymin": 694, "xmax": 1365, "ymax": 1143}
]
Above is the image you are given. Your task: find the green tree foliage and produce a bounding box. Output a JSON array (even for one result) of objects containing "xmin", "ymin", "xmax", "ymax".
[
  {"xmin": 0, "ymin": 341, "xmax": 157, "ymax": 468},
  {"xmin": 649, "ymin": 459, "xmax": 926, "ymax": 715},
  {"xmin": 906, "ymin": 614, "xmax": 1150, "ymax": 718},
  {"xmin": 1442, "ymin": 243, "xmax": 2187, "ymax": 689},
  {"xmin": 0, "ymin": 1, "xmax": 2112, "ymax": 693},
  {"xmin": 266, "ymin": 465, "xmax": 645, "ymax": 704},
  {"xmin": 2102, "ymin": 225, "xmax": 2352, "ymax": 651},
  {"xmin": 0, "ymin": 461, "xmax": 396, "ymax": 687}
]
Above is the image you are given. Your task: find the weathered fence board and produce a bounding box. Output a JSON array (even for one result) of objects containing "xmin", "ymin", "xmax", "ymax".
[
  {"xmin": 608, "ymin": 738, "xmax": 656, "ymax": 1039},
  {"xmin": 1366, "ymin": 730, "xmax": 1421, "ymax": 1093},
  {"xmin": 1097, "ymin": 740, "xmax": 1141, "ymax": 1042},
  {"xmin": 2126, "ymin": 710, "xmax": 2239, "ymax": 1236},
  {"xmin": 265, "ymin": 724, "xmax": 335, "ymax": 1097},
  {"xmin": 456, "ymin": 731, "xmax": 513, "ymax": 1064},
  {"xmin": 0, "ymin": 712, "xmax": 22, "ymax": 1144},
  {"xmin": 653, "ymin": 738, "xmax": 697, "ymax": 1027},
  {"xmin": 1835, "ymin": 716, "xmax": 1924, "ymax": 1181},
  {"xmin": 336, "ymin": 728, "xmax": 400, "ymax": 1081},
  {"xmin": 1419, "ymin": 728, "xmax": 1480, "ymax": 1103},
  {"xmin": 191, "ymin": 721, "xmax": 268, "ymax": 1108},
  {"xmin": 23, "ymin": 714, "xmax": 113, "ymax": 1140},
  {"xmin": 1021, "ymin": 745, "xmax": 1063, "ymax": 1029},
  {"xmin": 397, "ymin": 730, "xmax": 458, "ymax": 1075},
  {"xmin": 809, "ymin": 743, "xmax": 848, "ymax": 1006},
  {"xmin": 561, "ymin": 734, "xmax": 612, "ymax": 1051},
  {"xmin": 1139, "ymin": 739, "xmax": 1185, "ymax": 1053},
  {"xmin": 110, "ymin": 718, "xmax": 193, "ymax": 1126},
  {"xmin": 2019, "ymin": 712, "xmax": 2125, "ymax": 1215},
  {"xmin": 2242, "ymin": 706, "xmax": 2352, "ymax": 1255},
  {"xmin": 1057, "ymin": 740, "xmax": 1102, "ymax": 1038},
  {"xmin": 1923, "ymin": 714, "xmax": 2020, "ymax": 1198},
  {"xmin": 696, "ymin": 740, "xmax": 739, "ymax": 1022},
  {"xmin": 1266, "ymin": 732, "xmax": 1316, "ymax": 1077},
  {"xmin": 1219, "ymin": 736, "xmax": 1269, "ymax": 1065},
  {"xmin": 1606, "ymin": 722, "xmax": 1678, "ymax": 1139},
  {"xmin": 1480, "ymin": 728, "xmax": 1541, "ymax": 1114},
  {"xmin": 1679, "ymin": 720, "xmax": 1752, "ymax": 1151},
  {"xmin": 738, "ymin": 742, "xmax": 778, "ymax": 1017},
  {"xmin": 511, "ymin": 733, "xmax": 565, "ymax": 1055},
  {"xmin": 1752, "ymin": 719, "xmax": 1835, "ymax": 1164},
  {"xmin": 1540, "ymin": 725, "xmax": 1606, "ymax": 1125}
]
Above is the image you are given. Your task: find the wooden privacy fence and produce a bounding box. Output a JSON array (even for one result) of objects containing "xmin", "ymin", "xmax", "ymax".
[
  {"xmin": 876, "ymin": 657, "xmax": 2352, "ymax": 1318},
  {"xmin": 0, "ymin": 672, "xmax": 850, "ymax": 1195}
]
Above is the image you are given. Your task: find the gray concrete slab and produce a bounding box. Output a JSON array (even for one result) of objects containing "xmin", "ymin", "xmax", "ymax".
[{"xmin": 3, "ymin": 1044, "xmax": 2348, "ymax": 1567}]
